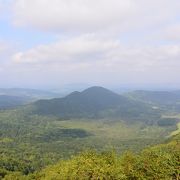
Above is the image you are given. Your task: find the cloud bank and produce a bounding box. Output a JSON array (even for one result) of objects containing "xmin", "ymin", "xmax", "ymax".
[{"xmin": 0, "ymin": 0, "xmax": 180, "ymax": 88}]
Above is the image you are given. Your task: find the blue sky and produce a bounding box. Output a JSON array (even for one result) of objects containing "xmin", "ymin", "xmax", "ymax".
[{"xmin": 0, "ymin": 0, "xmax": 180, "ymax": 89}]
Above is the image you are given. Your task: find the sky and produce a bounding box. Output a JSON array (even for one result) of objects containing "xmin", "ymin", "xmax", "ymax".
[{"xmin": 0, "ymin": 0, "xmax": 180, "ymax": 90}]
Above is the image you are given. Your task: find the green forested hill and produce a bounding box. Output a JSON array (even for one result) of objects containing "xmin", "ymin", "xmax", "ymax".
[
  {"xmin": 33, "ymin": 86, "xmax": 130, "ymax": 117},
  {"xmin": 32, "ymin": 87, "xmax": 161, "ymax": 123}
]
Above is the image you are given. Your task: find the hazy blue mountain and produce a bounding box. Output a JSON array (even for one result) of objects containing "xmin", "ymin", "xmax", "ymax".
[
  {"xmin": 125, "ymin": 90, "xmax": 180, "ymax": 105},
  {"xmin": 0, "ymin": 95, "xmax": 29, "ymax": 109},
  {"xmin": 33, "ymin": 86, "xmax": 127, "ymax": 117},
  {"xmin": 0, "ymin": 88, "xmax": 60, "ymax": 100},
  {"xmin": 172, "ymin": 90, "xmax": 180, "ymax": 96},
  {"xmin": 32, "ymin": 86, "xmax": 160, "ymax": 122}
]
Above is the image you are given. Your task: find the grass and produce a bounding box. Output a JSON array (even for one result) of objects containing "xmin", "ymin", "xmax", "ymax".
[
  {"xmin": 54, "ymin": 118, "xmax": 173, "ymax": 138},
  {"xmin": 52, "ymin": 118, "xmax": 175, "ymax": 153}
]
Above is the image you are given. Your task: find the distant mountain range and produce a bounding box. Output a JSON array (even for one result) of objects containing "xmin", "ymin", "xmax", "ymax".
[
  {"xmin": 1, "ymin": 86, "xmax": 180, "ymax": 122},
  {"xmin": 0, "ymin": 88, "xmax": 61, "ymax": 99},
  {"xmin": 125, "ymin": 90, "xmax": 180, "ymax": 105},
  {"xmin": 0, "ymin": 95, "xmax": 29, "ymax": 109},
  {"xmin": 0, "ymin": 88, "xmax": 62, "ymax": 110}
]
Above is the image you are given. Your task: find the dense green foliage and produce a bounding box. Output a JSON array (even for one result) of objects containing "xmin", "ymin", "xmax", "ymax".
[
  {"xmin": 37, "ymin": 140, "xmax": 180, "ymax": 180},
  {"xmin": 1, "ymin": 135, "xmax": 179, "ymax": 179}
]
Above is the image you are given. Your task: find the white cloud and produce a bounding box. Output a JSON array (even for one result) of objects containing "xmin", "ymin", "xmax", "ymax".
[
  {"xmin": 0, "ymin": 1, "xmax": 4, "ymax": 18},
  {"xmin": 13, "ymin": 34, "xmax": 119, "ymax": 64},
  {"xmin": 0, "ymin": 42, "xmax": 7, "ymax": 52},
  {"xmin": 0, "ymin": 41, "xmax": 13, "ymax": 59},
  {"xmin": 5, "ymin": 40, "xmax": 180, "ymax": 87},
  {"xmin": 163, "ymin": 24, "xmax": 180, "ymax": 41},
  {"xmin": 12, "ymin": 35, "xmax": 180, "ymax": 73},
  {"xmin": 1, "ymin": 0, "xmax": 180, "ymax": 87},
  {"xmin": 0, "ymin": 0, "xmax": 12, "ymax": 18},
  {"xmin": 12, "ymin": 0, "xmax": 180, "ymax": 33},
  {"xmin": 12, "ymin": 0, "xmax": 134, "ymax": 32}
]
